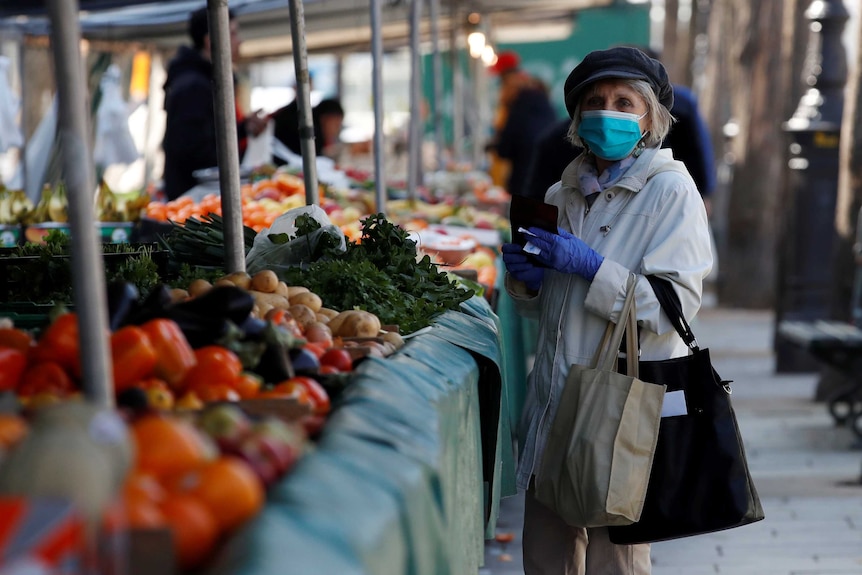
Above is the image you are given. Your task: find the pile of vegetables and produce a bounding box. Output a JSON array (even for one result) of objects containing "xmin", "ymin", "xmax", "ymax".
[{"xmin": 278, "ymin": 213, "xmax": 474, "ymax": 334}]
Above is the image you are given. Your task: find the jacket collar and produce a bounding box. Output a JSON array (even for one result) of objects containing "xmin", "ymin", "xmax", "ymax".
[{"xmin": 561, "ymin": 147, "xmax": 679, "ymax": 194}]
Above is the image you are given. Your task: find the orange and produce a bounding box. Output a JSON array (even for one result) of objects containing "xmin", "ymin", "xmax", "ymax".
[
  {"xmin": 174, "ymin": 456, "xmax": 264, "ymax": 533},
  {"xmin": 131, "ymin": 413, "xmax": 213, "ymax": 478},
  {"xmin": 160, "ymin": 493, "xmax": 220, "ymax": 570}
]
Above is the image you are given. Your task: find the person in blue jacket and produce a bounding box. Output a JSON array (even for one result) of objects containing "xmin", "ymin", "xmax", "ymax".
[{"xmin": 524, "ymin": 48, "xmax": 716, "ymax": 211}]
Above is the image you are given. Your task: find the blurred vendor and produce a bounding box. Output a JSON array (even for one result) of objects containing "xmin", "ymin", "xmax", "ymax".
[
  {"xmin": 271, "ymin": 97, "xmax": 344, "ymax": 164},
  {"xmin": 161, "ymin": 6, "xmax": 267, "ymax": 200}
]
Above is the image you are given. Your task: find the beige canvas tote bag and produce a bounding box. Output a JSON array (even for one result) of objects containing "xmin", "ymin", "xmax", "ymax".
[{"xmin": 535, "ymin": 274, "xmax": 666, "ymax": 527}]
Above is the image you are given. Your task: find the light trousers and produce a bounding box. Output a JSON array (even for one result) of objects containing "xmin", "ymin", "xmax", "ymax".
[{"xmin": 523, "ymin": 485, "xmax": 652, "ymax": 575}]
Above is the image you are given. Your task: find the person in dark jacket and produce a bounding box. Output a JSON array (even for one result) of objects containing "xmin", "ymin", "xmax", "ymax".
[
  {"xmin": 161, "ymin": 6, "xmax": 266, "ymax": 200},
  {"xmin": 487, "ymin": 51, "xmax": 558, "ymax": 198},
  {"xmin": 271, "ymin": 96, "xmax": 344, "ymax": 163}
]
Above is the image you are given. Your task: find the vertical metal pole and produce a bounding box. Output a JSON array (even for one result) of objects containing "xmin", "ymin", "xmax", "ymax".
[
  {"xmin": 407, "ymin": 0, "xmax": 423, "ymax": 200},
  {"xmin": 207, "ymin": 0, "xmax": 244, "ymax": 273},
  {"xmin": 429, "ymin": 0, "xmax": 445, "ymax": 171},
  {"xmin": 449, "ymin": 2, "xmax": 464, "ymax": 163},
  {"xmin": 287, "ymin": 0, "xmax": 319, "ymax": 206},
  {"xmin": 370, "ymin": 0, "xmax": 386, "ymax": 214},
  {"xmin": 46, "ymin": 0, "xmax": 113, "ymax": 408}
]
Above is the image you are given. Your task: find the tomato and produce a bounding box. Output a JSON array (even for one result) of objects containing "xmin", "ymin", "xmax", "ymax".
[
  {"xmin": 0, "ymin": 348, "xmax": 28, "ymax": 392},
  {"xmin": 301, "ymin": 342, "xmax": 327, "ymax": 360},
  {"xmin": 320, "ymin": 348, "xmax": 353, "ymax": 373},
  {"xmin": 280, "ymin": 376, "xmax": 330, "ymax": 415},
  {"xmin": 232, "ymin": 372, "xmax": 263, "ymax": 399},
  {"xmin": 181, "ymin": 346, "xmax": 243, "ymax": 392},
  {"xmin": 256, "ymin": 382, "xmax": 312, "ymax": 407}
]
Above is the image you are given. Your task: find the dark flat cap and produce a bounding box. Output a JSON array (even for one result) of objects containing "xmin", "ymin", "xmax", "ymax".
[{"xmin": 563, "ymin": 46, "xmax": 673, "ymax": 118}]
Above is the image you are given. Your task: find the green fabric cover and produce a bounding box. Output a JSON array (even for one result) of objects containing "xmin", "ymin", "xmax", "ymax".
[{"xmin": 206, "ymin": 319, "xmax": 495, "ymax": 575}]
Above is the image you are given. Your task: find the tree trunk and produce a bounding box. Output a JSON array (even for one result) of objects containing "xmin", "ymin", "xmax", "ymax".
[
  {"xmin": 716, "ymin": 0, "xmax": 790, "ymax": 307},
  {"xmin": 832, "ymin": 11, "xmax": 862, "ymax": 323},
  {"xmin": 663, "ymin": 0, "xmax": 682, "ymax": 83}
]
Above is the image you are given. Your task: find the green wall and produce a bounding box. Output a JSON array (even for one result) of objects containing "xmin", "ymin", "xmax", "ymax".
[{"xmin": 423, "ymin": 4, "xmax": 650, "ymax": 144}]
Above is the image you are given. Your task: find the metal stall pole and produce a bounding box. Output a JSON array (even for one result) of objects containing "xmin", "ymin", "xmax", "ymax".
[
  {"xmin": 208, "ymin": 0, "xmax": 245, "ymax": 273},
  {"xmin": 407, "ymin": 0, "xmax": 423, "ymax": 200},
  {"xmin": 370, "ymin": 0, "xmax": 386, "ymax": 213},
  {"xmin": 449, "ymin": 2, "xmax": 464, "ymax": 163},
  {"xmin": 287, "ymin": 0, "xmax": 319, "ymax": 206},
  {"xmin": 46, "ymin": 0, "xmax": 113, "ymax": 407},
  {"xmin": 429, "ymin": 0, "xmax": 445, "ymax": 171}
]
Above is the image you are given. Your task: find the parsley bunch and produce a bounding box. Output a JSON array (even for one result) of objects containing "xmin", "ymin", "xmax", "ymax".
[{"xmin": 280, "ymin": 213, "xmax": 474, "ymax": 333}]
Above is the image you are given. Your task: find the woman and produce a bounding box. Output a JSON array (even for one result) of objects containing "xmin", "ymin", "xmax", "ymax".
[{"xmin": 502, "ymin": 46, "xmax": 713, "ymax": 574}]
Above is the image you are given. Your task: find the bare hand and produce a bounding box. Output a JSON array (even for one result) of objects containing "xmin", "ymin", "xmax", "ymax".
[{"xmin": 245, "ymin": 109, "xmax": 268, "ymax": 137}]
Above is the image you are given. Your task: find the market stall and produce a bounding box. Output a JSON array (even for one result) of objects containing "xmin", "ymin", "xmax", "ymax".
[{"xmin": 0, "ymin": 1, "xmax": 538, "ymax": 573}]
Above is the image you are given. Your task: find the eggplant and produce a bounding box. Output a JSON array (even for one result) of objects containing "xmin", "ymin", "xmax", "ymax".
[
  {"xmin": 171, "ymin": 285, "xmax": 255, "ymax": 326},
  {"xmin": 238, "ymin": 315, "xmax": 268, "ymax": 340},
  {"xmin": 252, "ymin": 340, "xmax": 295, "ymax": 383},
  {"xmin": 122, "ymin": 283, "xmax": 173, "ymax": 326},
  {"xmin": 106, "ymin": 281, "xmax": 140, "ymax": 330},
  {"xmin": 164, "ymin": 308, "xmax": 231, "ymax": 348},
  {"xmin": 289, "ymin": 347, "xmax": 321, "ymax": 375}
]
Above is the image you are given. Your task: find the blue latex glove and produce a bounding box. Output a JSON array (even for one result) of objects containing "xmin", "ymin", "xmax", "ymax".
[
  {"xmin": 527, "ymin": 226, "xmax": 604, "ymax": 280},
  {"xmin": 501, "ymin": 243, "xmax": 544, "ymax": 291}
]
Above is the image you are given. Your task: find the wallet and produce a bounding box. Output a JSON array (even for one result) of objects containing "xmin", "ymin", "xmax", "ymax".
[{"xmin": 509, "ymin": 194, "xmax": 559, "ymax": 248}]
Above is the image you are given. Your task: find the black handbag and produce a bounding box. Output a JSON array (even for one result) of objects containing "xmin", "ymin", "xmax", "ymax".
[{"xmin": 608, "ymin": 276, "xmax": 765, "ymax": 545}]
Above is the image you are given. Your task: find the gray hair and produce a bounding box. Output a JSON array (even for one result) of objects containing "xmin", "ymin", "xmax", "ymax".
[{"xmin": 566, "ymin": 78, "xmax": 675, "ymax": 149}]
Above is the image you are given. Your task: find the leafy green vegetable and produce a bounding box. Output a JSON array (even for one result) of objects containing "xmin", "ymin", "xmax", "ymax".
[{"xmin": 279, "ymin": 213, "xmax": 473, "ymax": 333}]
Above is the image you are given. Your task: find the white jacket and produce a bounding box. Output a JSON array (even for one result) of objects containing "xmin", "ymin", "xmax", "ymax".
[{"xmin": 507, "ymin": 146, "xmax": 713, "ymax": 491}]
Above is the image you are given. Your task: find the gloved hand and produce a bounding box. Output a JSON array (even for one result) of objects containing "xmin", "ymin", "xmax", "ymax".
[
  {"xmin": 527, "ymin": 227, "xmax": 604, "ymax": 280},
  {"xmin": 501, "ymin": 243, "xmax": 544, "ymax": 291}
]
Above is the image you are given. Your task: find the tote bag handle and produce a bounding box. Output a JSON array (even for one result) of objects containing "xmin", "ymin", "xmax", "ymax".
[
  {"xmin": 596, "ymin": 274, "xmax": 639, "ymax": 376},
  {"xmin": 645, "ymin": 276, "xmax": 699, "ymax": 351}
]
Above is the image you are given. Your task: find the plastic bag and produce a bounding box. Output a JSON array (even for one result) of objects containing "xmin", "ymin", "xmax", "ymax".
[
  {"xmin": 246, "ymin": 204, "xmax": 347, "ymax": 274},
  {"xmin": 0, "ymin": 56, "xmax": 23, "ymax": 153},
  {"xmin": 93, "ymin": 65, "xmax": 139, "ymax": 169},
  {"xmin": 241, "ymin": 119, "xmax": 274, "ymax": 169}
]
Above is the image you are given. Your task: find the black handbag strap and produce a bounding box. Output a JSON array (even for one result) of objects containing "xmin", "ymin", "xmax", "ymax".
[{"xmin": 646, "ymin": 275, "xmax": 699, "ymax": 351}]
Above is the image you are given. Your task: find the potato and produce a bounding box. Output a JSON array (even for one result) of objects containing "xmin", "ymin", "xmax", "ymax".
[
  {"xmin": 327, "ymin": 310, "xmax": 358, "ymax": 336},
  {"xmin": 248, "ymin": 290, "xmax": 290, "ymax": 311},
  {"xmin": 286, "ymin": 286, "xmax": 310, "ymax": 298},
  {"xmin": 221, "ymin": 271, "xmax": 252, "ymax": 290},
  {"xmin": 187, "ymin": 278, "xmax": 213, "ymax": 298},
  {"xmin": 382, "ymin": 330, "xmax": 405, "ymax": 349},
  {"xmin": 275, "ymin": 281, "xmax": 290, "ymax": 297},
  {"xmin": 213, "ymin": 278, "xmax": 235, "ymax": 288},
  {"xmin": 169, "ymin": 288, "xmax": 190, "ymax": 303},
  {"xmin": 250, "ymin": 269, "xmax": 279, "ymax": 293},
  {"xmin": 329, "ymin": 310, "xmax": 381, "ymax": 338},
  {"xmin": 288, "ymin": 304, "xmax": 318, "ymax": 329},
  {"xmin": 317, "ymin": 307, "xmax": 339, "ymax": 320},
  {"xmin": 289, "ymin": 291, "xmax": 322, "ymax": 313}
]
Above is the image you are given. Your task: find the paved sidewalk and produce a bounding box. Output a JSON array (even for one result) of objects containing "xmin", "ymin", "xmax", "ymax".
[{"xmin": 483, "ymin": 308, "xmax": 862, "ymax": 574}]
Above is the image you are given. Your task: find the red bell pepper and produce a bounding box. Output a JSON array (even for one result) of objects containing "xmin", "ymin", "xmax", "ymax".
[
  {"xmin": 139, "ymin": 318, "xmax": 197, "ymax": 388},
  {"xmin": 111, "ymin": 326, "xmax": 158, "ymax": 393}
]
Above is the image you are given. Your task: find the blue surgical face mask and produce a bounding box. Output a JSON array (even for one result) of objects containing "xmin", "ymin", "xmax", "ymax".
[{"xmin": 577, "ymin": 110, "xmax": 647, "ymax": 161}]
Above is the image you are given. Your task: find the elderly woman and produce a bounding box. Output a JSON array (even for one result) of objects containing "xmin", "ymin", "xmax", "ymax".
[{"xmin": 502, "ymin": 47, "xmax": 713, "ymax": 574}]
